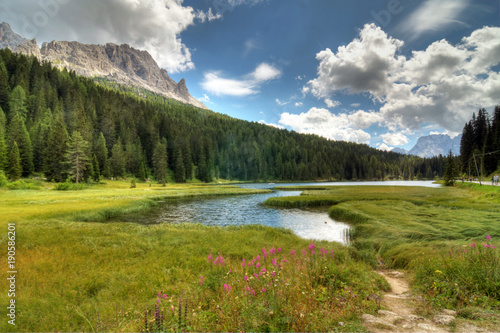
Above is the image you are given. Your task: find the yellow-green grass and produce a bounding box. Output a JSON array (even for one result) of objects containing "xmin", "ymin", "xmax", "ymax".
[{"xmin": 265, "ymin": 184, "xmax": 500, "ymax": 311}]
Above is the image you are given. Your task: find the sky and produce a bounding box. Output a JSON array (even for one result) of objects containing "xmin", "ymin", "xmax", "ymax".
[{"xmin": 1, "ymin": 0, "xmax": 499, "ymax": 151}]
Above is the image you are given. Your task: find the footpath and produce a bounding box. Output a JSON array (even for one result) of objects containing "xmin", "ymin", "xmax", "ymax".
[{"xmin": 362, "ymin": 271, "xmax": 487, "ymax": 333}]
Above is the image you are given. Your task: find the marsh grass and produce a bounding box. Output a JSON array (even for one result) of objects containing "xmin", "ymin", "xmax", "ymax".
[{"xmin": 264, "ymin": 184, "xmax": 500, "ymax": 312}]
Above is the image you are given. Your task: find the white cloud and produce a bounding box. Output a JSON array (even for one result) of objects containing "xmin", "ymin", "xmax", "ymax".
[
  {"xmin": 201, "ymin": 63, "xmax": 281, "ymax": 96},
  {"xmin": 347, "ymin": 110, "xmax": 383, "ymax": 129},
  {"xmin": 275, "ymin": 98, "xmax": 288, "ymax": 106},
  {"xmin": 196, "ymin": 7, "xmax": 222, "ymax": 23},
  {"xmin": 198, "ymin": 94, "xmax": 213, "ymax": 104},
  {"xmin": 295, "ymin": 102, "xmax": 303, "ymax": 107},
  {"xmin": 324, "ymin": 98, "xmax": 341, "ymax": 108},
  {"xmin": 378, "ymin": 143, "xmax": 394, "ymax": 152},
  {"xmin": 306, "ymin": 24, "xmax": 404, "ymax": 99},
  {"xmin": 279, "ymin": 107, "xmax": 372, "ymax": 144},
  {"xmin": 5, "ymin": 0, "xmax": 203, "ymax": 73},
  {"xmin": 381, "ymin": 132, "xmax": 409, "ymax": 146},
  {"xmin": 350, "ymin": 103, "xmax": 361, "ymax": 107},
  {"xmin": 305, "ymin": 24, "xmax": 500, "ymax": 134},
  {"xmin": 258, "ymin": 120, "xmax": 284, "ymax": 130},
  {"xmin": 398, "ymin": 0, "xmax": 470, "ymax": 39}
]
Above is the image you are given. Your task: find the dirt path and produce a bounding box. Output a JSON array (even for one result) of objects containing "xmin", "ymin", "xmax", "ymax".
[{"xmin": 362, "ymin": 270, "xmax": 484, "ymax": 333}]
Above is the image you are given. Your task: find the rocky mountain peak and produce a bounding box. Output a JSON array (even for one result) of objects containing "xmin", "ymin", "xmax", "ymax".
[{"xmin": 0, "ymin": 22, "xmax": 207, "ymax": 109}]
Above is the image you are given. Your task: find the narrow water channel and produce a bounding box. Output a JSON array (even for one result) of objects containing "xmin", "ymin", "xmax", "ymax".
[{"xmin": 129, "ymin": 181, "xmax": 440, "ymax": 244}]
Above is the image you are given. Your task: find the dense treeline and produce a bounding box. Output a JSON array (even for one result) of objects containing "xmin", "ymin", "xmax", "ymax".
[
  {"xmin": 0, "ymin": 49, "xmax": 445, "ymax": 183},
  {"xmin": 460, "ymin": 105, "xmax": 500, "ymax": 177}
]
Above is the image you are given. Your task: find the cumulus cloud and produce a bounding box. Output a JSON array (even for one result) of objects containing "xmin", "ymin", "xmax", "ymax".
[
  {"xmin": 196, "ymin": 7, "xmax": 222, "ymax": 23},
  {"xmin": 278, "ymin": 107, "xmax": 372, "ymax": 144},
  {"xmin": 295, "ymin": 102, "xmax": 303, "ymax": 107},
  {"xmin": 258, "ymin": 120, "xmax": 284, "ymax": 129},
  {"xmin": 3, "ymin": 0, "xmax": 210, "ymax": 73},
  {"xmin": 324, "ymin": 98, "xmax": 341, "ymax": 108},
  {"xmin": 305, "ymin": 23, "xmax": 500, "ymax": 133},
  {"xmin": 201, "ymin": 63, "xmax": 281, "ymax": 96},
  {"xmin": 378, "ymin": 143, "xmax": 393, "ymax": 152},
  {"xmin": 381, "ymin": 132, "xmax": 409, "ymax": 146},
  {"xmin": 398, "ymin": 0, "xmax": 470, "ymax": 40},
  {"xmin": 347, "ymin": 110, "xmax": 383, "ymax": 130},
  {"xmin": 307, "ymin": 24, "xmax": 404, "ymax": 99}
]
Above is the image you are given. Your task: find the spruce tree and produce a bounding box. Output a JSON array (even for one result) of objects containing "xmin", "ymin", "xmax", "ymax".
[
  {"xmin": 0, "ymin": 61, "xmax": 10, "ymax": 115},
  {"xmin": 8, "ymin": 142, "xmax": 22, "ymax": 180},
  {"xmin": 8, "ymin": 85, "xmax": 28, "ymax": 121},
  {"xmin": 95, "ymin": 133, "xmax": 109, "ymax": 178},
  {"xmin": 44, "ymin": 114, "xmax": 69, "ymax": 182},
  {"xmin": 7, "ymin": 111, "xmax": 33, "ymax": 176},
  {"xmin": 65, "ymin": 131, "xmax": 90, "ymax": 183},
  {"xmin": 0, "ymin": 107, "xmax": 6, "ymax": 171},
  {"xmin": 174, "ymin": 144, "xmax": 185, "ymax": 183},
  {"xmin": 91, "ymin": 154, "xmax": 100, "ymax": 182},
  {"xmin": 109, "ymin": 140, "xmax": 126, "ymax": 178},
  {"xmin": 153, "ymin": 139, "xmax": 168, "ymax": 185},
  {"xmin": 444, "ymin": 150, "xmax": 458, "ymax": 186}
]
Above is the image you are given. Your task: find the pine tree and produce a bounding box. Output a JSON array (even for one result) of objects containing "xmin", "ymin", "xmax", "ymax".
[
  {"xmin": 95, "ymin": 132, "xmax": 109, "ymax": 178},
  {"xmin": 8, "ymin": 85, "xmax": 28, "ymax": 121},
  {"xmin": 174, "ymin": 144, "xmax": 185, "ymax": 183},
  {"xmin": 153, "ymin": 139, "xmax": 168, "ymax": 185},
  {"xmin": 44, "ymin": 114, "xmax": 69, "ymax": 182},
  {"xmin": 0, "ymin": 107, "xmax": 6, "ymax": 170},
  {"xmin": 0, "ymin": 61, "xmax": 10, "ymax": 116},
  {"xmin": 444, "ymin": 150, "xmax": 458, "ymax": 186},
  {"xmin": 65, "ymin": 131, "xmax": 90, "ymax": 183},
  {"xmin": 91, "ymin": 153, "xmax": 100, "ymax": 182},
  {"xmin": 7, "ymin": 111, "xmax": 33, "ymax": 176},
  {"xmin": 109, "ymin": 140, "xmax": 126, "ymax": 178},
  {"xmin": 138, "ymin": 160, "xmax": 147, "ymax": 182},
  {"xmin": 8, "ymin": 142, "xmax": 22, "ymax": 180}
]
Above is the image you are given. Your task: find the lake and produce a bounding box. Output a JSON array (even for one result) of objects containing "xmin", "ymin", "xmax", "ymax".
[{"xmin": 129, "ymin": 181, "xmax": 440, "ymax": 244}]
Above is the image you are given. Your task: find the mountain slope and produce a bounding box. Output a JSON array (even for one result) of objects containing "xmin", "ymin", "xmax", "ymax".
[
  {"xmin": 407, "ymin": 134, "xmax": 462, "ymax": 158},
  {"xmin": 0, "ymin": 22, "xmax": 207, "ymax": 109}
]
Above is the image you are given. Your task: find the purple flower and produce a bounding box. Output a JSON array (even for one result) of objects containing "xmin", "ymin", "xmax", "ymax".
[
  {"xmin": 308, "ymin": 244, "xmax": 316, "ymax": 251},
  {"xmin": 486, "ymin": 234, "xmax": 492, "ymax": 240}
]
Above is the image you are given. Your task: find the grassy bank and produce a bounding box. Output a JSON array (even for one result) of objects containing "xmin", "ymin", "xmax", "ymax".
[
  {"xmin": 0, "ymin": 180, "xmax": 385, "ymax": 332},
  {"xmin": 265, "ymin": 183, "xmax": 500, "ymax": 314}
]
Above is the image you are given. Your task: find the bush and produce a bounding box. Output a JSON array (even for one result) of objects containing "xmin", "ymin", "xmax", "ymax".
[
  {"xmin": 5, "ymin": 179, "xmax": 42, "ymax": 190},
  {"xmin": 53, "ymin": 180, "xmax": 86, "ymax": 191}
]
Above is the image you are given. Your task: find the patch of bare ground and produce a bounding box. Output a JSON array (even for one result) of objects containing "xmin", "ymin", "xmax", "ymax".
[{"xmin": 362, "ymin": 270, "xmax": 491, "ymax": 333}]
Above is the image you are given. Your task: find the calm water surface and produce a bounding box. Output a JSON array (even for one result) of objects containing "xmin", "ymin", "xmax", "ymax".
[{"xmin": 136, "ymin": 181, "xmax": 440, "ymax": 244}]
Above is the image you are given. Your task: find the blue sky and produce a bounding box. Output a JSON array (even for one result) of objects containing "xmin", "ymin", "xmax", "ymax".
[{"xmin": 3, "ymin": 0, "xmax": 500, "ymax": 151}]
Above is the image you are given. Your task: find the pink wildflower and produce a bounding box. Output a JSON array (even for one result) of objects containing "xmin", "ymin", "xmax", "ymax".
[
  {"xmin": 244, "ymin": 275, "xmax": 249, "ymax": 282},
  {"xmin": 308, "ymin": 244, "xmax": 316, "ymax": 251},
  {"xmin": 242, "ymin": 258, "xmax": 246, "ymax": 268},
  {"xmin": 471, "ymin": 243, "xmax": 477, "ymax": 248},
  {"xmin": 223, "ymin": 284, "xmax": 232, "ymax": 292},
  {"xmin": 278, "ymin": 247, "xmax": 282, "ymax": 253},
  {"xmin": 256, "ymin": 255, "xmax": 261, "ymax": 261},
  {"xmin": 484, "ymin": 244, "xmax": 490, "ymax": 248},
  {"xmin": 256, "ymin": 262, "xmax": 261, "ymax": 269},
  {"xmin": 208, "ymin": 254, "xmax": 213, "ymax": 262},
  {"xmin": 262, "ymin": 288, "xmax": 267, "ymax": 293},
  {"xmin": 282, "ymin": 259, "xmax": 288, "ymax": 263},
  {"xmin": 262, "ymin": 248, "xmax": 268, "ymax": 257},
  {"xmin": 486, "ymin": 235, "xmax": 492, "ymax": 240},
  {"xmin": 271, "ymin": 272, "xmax": 276, "ymax": 276},
  {"xmin": 261, "ymin": 268, "xmax": 267, "ymax": 273},
  {"xmin": 290, "ymin": 250, "xmax": 296, "ymax": 256},
  {"xmin": 270, "ymin": 248, "xmax": 276, "ymax": 255},
  {"xmin": 163, "ymin": 294, "xmax": 168, "ymax": 299},
  {"xmin": 248, "ymin": 260, "xmax": 255, "ymax": 266},
  {"xmin": 199, "ymin": 276, "xmax": 205, "ymax": 285},
  {"xmin": 272, "ymin": 258, "xmax": 277, "ymax": 267},
  {"xmin": 302, "ymin": 249, "xmax": 307, "ymax": 256},
  {"xmin": 492, "ymin": 245, "xmax": 497, "ymax": 249}
]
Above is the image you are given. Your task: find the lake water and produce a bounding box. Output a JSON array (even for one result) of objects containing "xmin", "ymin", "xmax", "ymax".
[{"xmin": 133, "ymin": 181, "xmax": 440, "ymax": 244}]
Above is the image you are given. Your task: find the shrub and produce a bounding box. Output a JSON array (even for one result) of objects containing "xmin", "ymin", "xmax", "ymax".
[
  {"xmin": 0, "ymin": 170, "xmax": 7, "ymax": 187},
  {"xmin": 5, "ymin": 179, "xmax": 42, "ymax": 190}
]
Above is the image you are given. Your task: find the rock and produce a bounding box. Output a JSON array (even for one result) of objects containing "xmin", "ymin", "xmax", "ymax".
[
  {"xmin": 404, "ymin": 314, "xmax": 425, "ymax": 322},
  {"xmin": 378, "ymin": 310, "xmax": 399, "ymax": 317},
  {"xmin": 441, "ymin": 309, "xmax": 457, "ymax": 316},
  {"xmin": 0, "ymin": 22, "xmax": 207, "ymax": 110},
  {"xmin": 362, "ymin": 314, "xmax": 397, "ymax": 329},
  {"xmin": 417, "ymin": 323, "xmax": 438, "ymax": 331},
  {"xmin": 433, "ymin": 314, "xmax": 455, "ymax": 325},
  {"xmin": 388, "ymin": 271, "xmax": 404, "ymax": 278}
]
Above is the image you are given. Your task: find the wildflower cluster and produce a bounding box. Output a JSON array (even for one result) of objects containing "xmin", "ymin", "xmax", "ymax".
[
  {"xmin": 414, "ymin": 234, "xmax": 499, "ymax": 308},
  {"xmin": 144, "ymin": 244, "xmax": 385, "ymax": 332}
]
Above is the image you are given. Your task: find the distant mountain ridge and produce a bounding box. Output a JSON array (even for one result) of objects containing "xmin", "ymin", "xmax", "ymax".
[
  {"xmin": 396, "ymin": 134, "xmax": 462, "ymax": 158},
  {"xmin": 0, "ymin": 22, "xmax": 207, "ymax": 109}
]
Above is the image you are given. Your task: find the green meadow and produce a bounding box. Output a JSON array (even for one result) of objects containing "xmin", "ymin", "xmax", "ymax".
[{"xmin": 1, "ymin": 180, "xmax": 499, "ymax": 332}]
